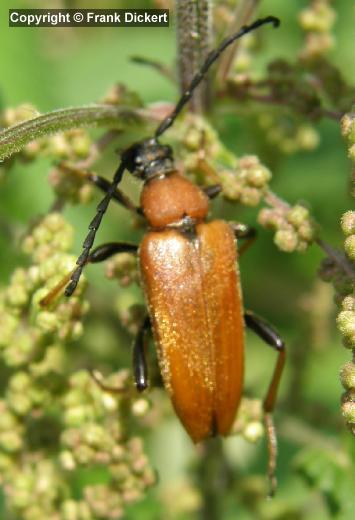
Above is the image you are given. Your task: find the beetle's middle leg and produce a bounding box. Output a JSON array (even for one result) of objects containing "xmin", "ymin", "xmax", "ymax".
[
  {"xmin": 244, "ymin": 310, "xmax": 286, "ymax": 497},
  {"xmin": 90, "ymin": 315, "xmax": 150, "ymax": 393}
]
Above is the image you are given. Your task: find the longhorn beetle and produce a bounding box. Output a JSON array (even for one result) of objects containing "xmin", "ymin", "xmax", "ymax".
[{"xmin": 43, "ymin": 16, "xmax": 285, "ymax": 495}]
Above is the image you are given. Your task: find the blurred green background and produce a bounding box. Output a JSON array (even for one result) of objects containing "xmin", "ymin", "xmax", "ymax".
[{"xmin": 0, "ymin": 1, "xmax": 354, "ymax": 519}]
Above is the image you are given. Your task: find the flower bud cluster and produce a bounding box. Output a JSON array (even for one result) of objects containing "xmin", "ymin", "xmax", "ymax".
[
  {"xmin": 341, "ymin": 111, "xmax": 355, "ymax": 173},
  {"xmin": 336, "ymin": 211, "xmax": 355, "ymax": 435},
  {"xmin": 231, "ymin": 398, "xmax": 264, "ymax": 443},
  {"xmin": 258, "ymin": 112, "xmax": 320, "ymax": 155},
  {"xmin": 59, "ymin": 370, "xmax": 156, "ymax": 517},
  {"xmin": 0, "ymin": 213, "xmax": 155, "ymax": 517},
  {"xmin": 115, "ymin": 303, "xmax": 146, "ymax": 337},
  {"xmin": 0, "ymin": 214, "xmax": 86, "ymax": 367},
  {"xmin": 220, "ymin": 155, "xmax": 272, "ymax": 206},
  {"xmin": 48, "ymin": 165, "xmax": 94, "ymax": 205},
  {"xmin": 174, "ymin": 115, "xmax": 272, "ymax": 207},
  {"xmin": 298, "ymin": 0, "xmax": 336, "ymax": 58},
  {"xmin": 259, "ymin": 204, "xmax": 316, "ymax": 252},
  {"xmin": 101, "ymin": 83, "xmax": 143, "ymax": 109},
  {"xmin": 105, "ymin": 253, "xmax": 139, "ymax": 288}
]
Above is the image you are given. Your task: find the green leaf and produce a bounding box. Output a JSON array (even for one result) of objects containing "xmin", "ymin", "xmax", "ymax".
[{"xmin": 0, "ymin": 104, "xmax": 146, "ymax": 162}]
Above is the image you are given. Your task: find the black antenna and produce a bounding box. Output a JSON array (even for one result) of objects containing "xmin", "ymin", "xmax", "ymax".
[
  {"xmin": 155, "ymin": 16, "xmax": 280, "ymax": 138},
  {"xmin": 65, "ymin": 161, "xmax": 126, "ymax": 296}
]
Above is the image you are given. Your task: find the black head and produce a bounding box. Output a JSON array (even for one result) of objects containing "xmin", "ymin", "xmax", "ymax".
[{"xmin": 121, "ymin": 138, "xmax": 174, "ymax": 180}]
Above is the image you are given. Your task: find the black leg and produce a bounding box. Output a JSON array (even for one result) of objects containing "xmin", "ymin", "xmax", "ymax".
[
  {"xmin": 89, "ymin": 242, "xmax": 138, "ymax": 263},
  {"xmin": 133, "ymin": 316, "xmax": 151, "ymax": 392},
  {"xmin": 40, "ymin": 242, "xmax": 137, "ymax": 307},
  {"xmin": 203, "ymin": 184, "xmax": 222, "ymax": 199},
  {"xmin": 89, "ymin": 316, "xmax": 150, "ymax": 394},
  {"xmin": 229, "ymin": 222, "xmax": 257, "ymax": 255},
  {"xmin": 59, "ymin": 163, "xmax": 141, "ymax": 215},
  {"xmin": 88, "ymin": 173, "xmax": 142, "ymax": 215},
  {"xmin": 244, "ymin": 310, "xmax": 286, "ymax": 497}
]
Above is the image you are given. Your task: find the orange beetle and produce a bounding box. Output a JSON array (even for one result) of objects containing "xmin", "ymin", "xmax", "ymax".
[{"xmin": 45, "ymin": 17, "xmax": 285, "ymax": 494}]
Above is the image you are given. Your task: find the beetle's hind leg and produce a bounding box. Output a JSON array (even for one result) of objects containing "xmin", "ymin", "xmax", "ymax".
[{"xmin": 244, "ymin": 310, "xmax": 286, "ymax": 497}]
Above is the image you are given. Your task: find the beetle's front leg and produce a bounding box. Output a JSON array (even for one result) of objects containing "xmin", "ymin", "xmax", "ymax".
[
  {"xmin": 59, "ymin": 163, "xmax": 141, "ymax": 215},
  {"xmin": 230, "ymin": 222, "xmax": 257, "ymax": 255},
  {"xmin": 244, "ymin": 310, "xmax": 286, "ymax": 497}
]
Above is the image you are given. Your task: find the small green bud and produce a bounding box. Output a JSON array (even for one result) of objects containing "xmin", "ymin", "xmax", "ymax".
[
  {"xmin": 59, "ymin": 450, "xmax": 77, "ymax": 471},
  {"xmin": 298, "ymin": 222, "xmax": 315, "ymax": 242},
  {"xmin": 344, "ymin": 235, "xmax": 355, "ymax": 261},
  {"xmin": 342, "ymin": 295, "xmax": 355, "ymax": 311},
  {"xmin": 341, "ymin": 397, "xmax": 355, "ymax": 424},
  {"xmin": 348, "ymin": 143, "xmax": 355, "ymax": 162},
  {"xmin": 131, "ymin": 398, "xmax": 150, "ymax": 417},
  {"xmin": 70, "ymin": 131, "xmax": 91, "ymax": 158},
  {"xmin": 343, "ymin": 335, "xmax": 355, "ymax": 350},
  {"xmin": 36, "ymin": 311, "xmax": 58, "ymax": 333},
  {"xmin": 82, "ymin": 423, "xmax": 106, "ymax": 448},
  {"xmin": 340, "ymin": 113, "xmax": 355, "ymax": 139},
  {"xmin": 64, "ymin": 406, "xmax": 93, "ymax": 427},
  {"xmin": 286, "ymin": 205, "xmax": 309, "ymax": 228},
  {"xmin": 0, "ymin": 453, "xmax": 15, "ymax": 473},
  {"xmin": 2, "ymin": 103, "xmax": 38, "ymax": 126},
  {"xmin": 299, "ymin": 3, "xmax": 336, "ymax": 33},
  {"xmin": 296, "ymin": 125, "xmax": 320, "ymax": 150},
  {"xmin": 7, "ymin": 393, "xmax": 32, "ymax": 415},
  {"xmin": 274, "ymin": 229, "xmax": 298, "ymax": 252},
  {"xmin": 0, "ymin": 313, "xmax": 18, "ymax": 348},
  {"xmin": 243, "ymin": 421, "xmax": 264, "ymax": 443},
  {"xmin": 0, "ymin": 430, "xmax": 23, "ymax": 452},
  {"xmin": 246, "ymin": 165, "xmax": 272, "ymax": 188},
  {"xmin": 340, "ymin": 362, "xmax": 355, "ymax": 390},
  {"xmin": 337, "ymin": 310, "xmax": 355, "ymax": 342},
  {"xmin": 6, "ymin": 284, "xmax": 28, "ymax": 308},
  {"xmin": 9, "ymin": 372, "xmax": 31, "ymax": 391},
  {"xmin": 240, "ymin": 186, "xmax": 262, "ymax": 206},
  {"xmin": 75, "ymin": 444, "xmax": 96, "ymax": 465},
  {"xmin": 341, "ymin": 211, "xmax": 355, "ymax": 236}
]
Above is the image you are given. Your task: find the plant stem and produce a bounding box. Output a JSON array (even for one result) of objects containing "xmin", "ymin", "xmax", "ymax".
[
  {"xmin": 176, "ymin": 0, "xmax": 212, "ymax": 112},
  {"xmin": 217, "ymin": 0, "xmax": 261, "ymax": 83},
  {"xmin": 196, "ymin": 438, "xmax": 232, "ymax": 520}
]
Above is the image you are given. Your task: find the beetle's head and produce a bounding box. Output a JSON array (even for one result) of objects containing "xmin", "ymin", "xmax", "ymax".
[{"xmin": 121, "ymin": 138, "xmax": 174, "ymax": 181}]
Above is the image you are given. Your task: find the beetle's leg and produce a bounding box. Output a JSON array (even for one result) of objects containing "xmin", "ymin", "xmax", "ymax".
[
  {"xmin": 244, "ymin": 310, "xmax": 286, "ymax": 497},
  {"xmin": 59, "ymin": 163, "xmax": 141, "ymax": 215},
  {"xmin": 130, "ymin": 55, "xmax": 175, "ymax": 83},
  {"xmin": 90, "ymin": 316, "xmax": 150, "ymax": 393},
  {"xmin": 40, "ymin": 241, "xmax": 137, "ymax": 307},
  {"xmin": 89, "ymin": 369, "xmax": 128, "ymax": 394},
  {"xmin": 230, "ymin": 222, "xmax": 257, "ymax": 255},
  {"xmin": 133, "ymin": 316, "xmax": 150, "ymax": 392},
  {"xmin": 88, "ymin": 242, "xmax": 138, "ymax": 263},
  {"xmin": 203, "ymin": 184, "xmax": 222, "ymax": 200}
]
